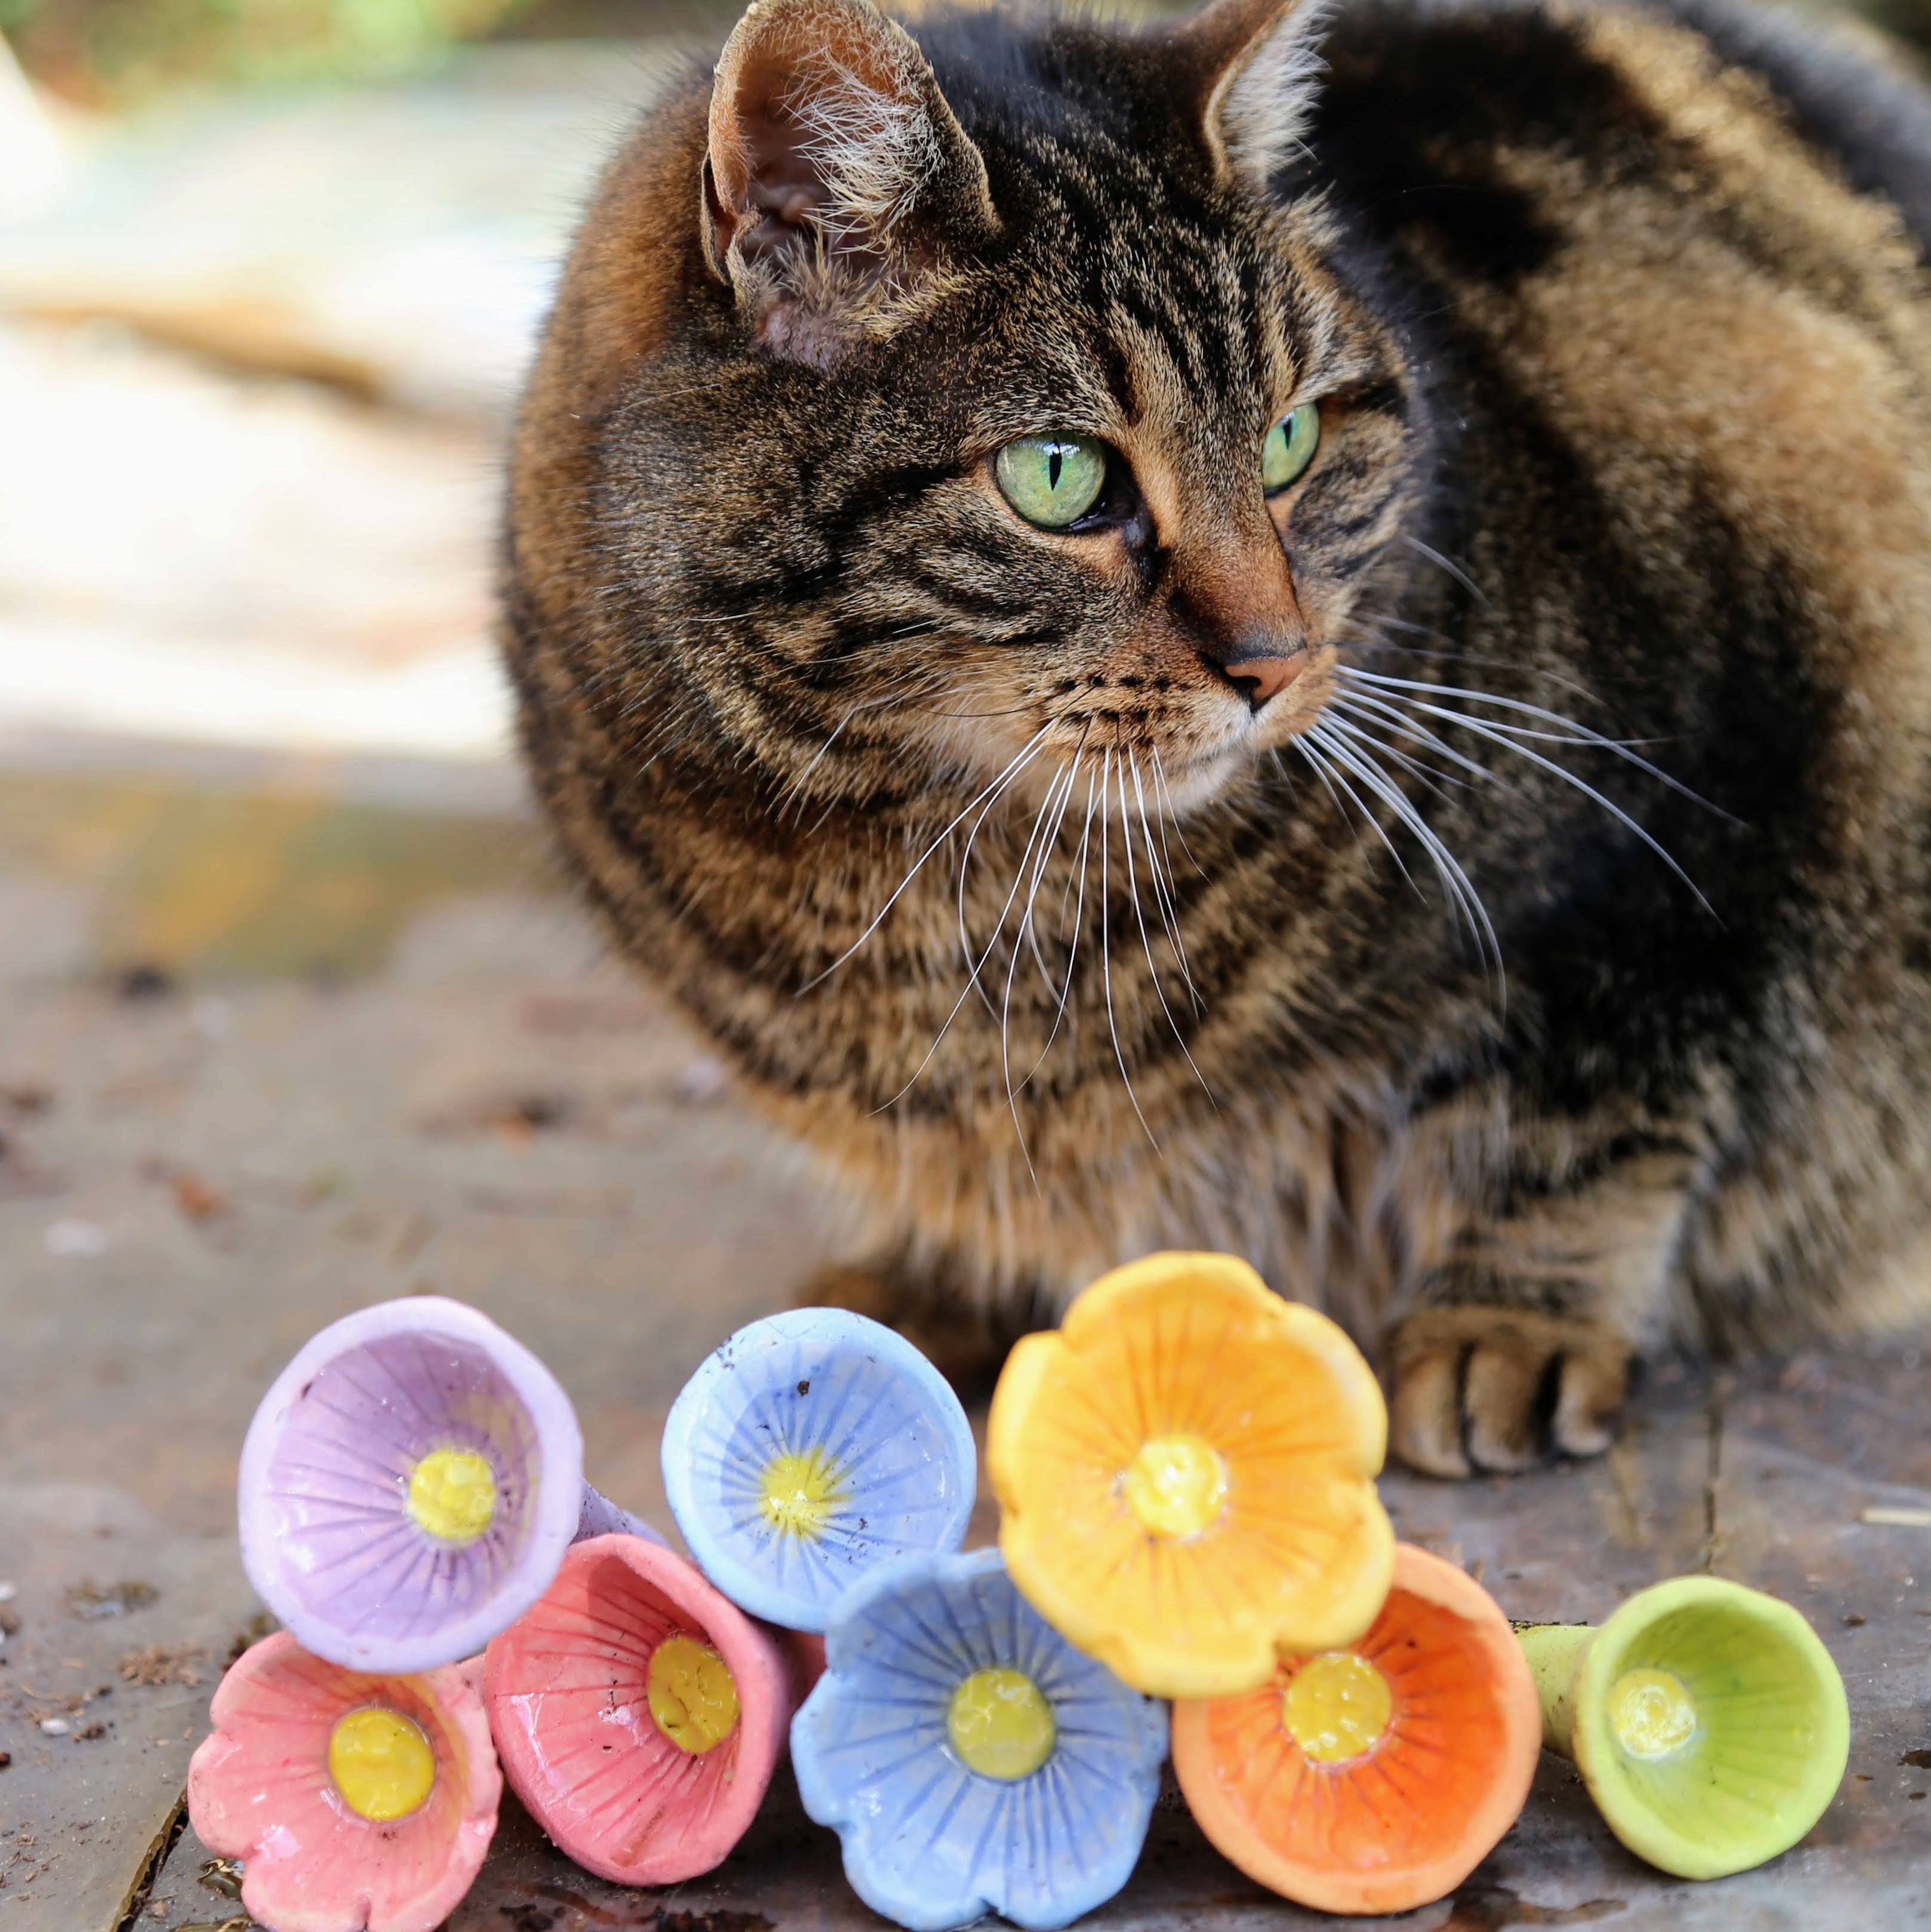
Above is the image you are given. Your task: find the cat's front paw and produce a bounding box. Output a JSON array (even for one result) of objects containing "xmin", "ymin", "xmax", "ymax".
[{"xmin": 1387, "ymin": 1307, "xmax": 1633, "ymax": 1479}]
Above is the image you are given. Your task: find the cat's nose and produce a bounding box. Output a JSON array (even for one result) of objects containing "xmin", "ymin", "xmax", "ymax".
[{"xmin": 1210, "ymin": 632, "xmax": 1307, "ymax": 711}]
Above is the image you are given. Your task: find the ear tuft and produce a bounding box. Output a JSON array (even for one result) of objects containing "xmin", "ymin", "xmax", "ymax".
[
  {"xmin": 703, "ymin": 0, "xmax": 997, "ymax": 367},
  {"xmin": 1167, "ymin": 0, "xmax": 1332, "ymax": 196}
]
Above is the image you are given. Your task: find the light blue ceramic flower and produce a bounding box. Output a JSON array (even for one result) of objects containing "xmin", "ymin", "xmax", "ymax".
[
  {"xmin": 661, "ymin": 1308, "xmax": 976, "ymax": 1632},
  {"xmin": 792, "ymin": 1548, "xmax": 1169, "ymax": 1932}
]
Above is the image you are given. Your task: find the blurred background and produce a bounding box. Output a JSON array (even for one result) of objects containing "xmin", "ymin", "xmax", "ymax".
[{"xmin": 1, "ymin": 0, "xmax": 1929, "ymax": 1919}]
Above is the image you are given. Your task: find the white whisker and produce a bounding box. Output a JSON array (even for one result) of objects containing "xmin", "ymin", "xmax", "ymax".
[
  {"xmin": 1097, "ymin": 750, "xmax": 1161, "ymax": 1152},
  {"xmin": 800, "ymin": 728, "xmax": 1049, "ymax": 992}
]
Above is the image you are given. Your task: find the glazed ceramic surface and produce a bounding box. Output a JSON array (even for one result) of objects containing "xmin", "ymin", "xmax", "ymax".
[
  {"xmin": 188, "ymin": 1631, "xmax": 500, "ymax": 1932},
  {"xmin": 483, "ymin": 1533, "xmax": 797, "ymax": 1887},
  {"xmin": 661, "ymin": 1307, "xmax": 976, "ymax": 1632},
  {"xmin": 1522, "ymin": 1575, "xmax": 1850, "ymax": 1880},
  {"xmin": 239, "ymin": 1296, "xmax": 658, "ymax": 1674},
  {"xmin": 239, "ymin": 1297, "xmax": 585, "ymax": 1673},
  {"xmin": 792, "ymin": 1547, "xmax": 1168, "ymax": 1932},
  {"xmin": 989, "ymin": 1252, "xmax": 1393, "ymax": 1699},
  {"xmin": 1171, "ymin": 1543, "xmax": 1541, "ymax": 1916}
]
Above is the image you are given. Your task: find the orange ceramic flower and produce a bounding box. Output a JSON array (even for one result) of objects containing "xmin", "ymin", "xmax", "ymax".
[
  {"xmin": 188, "ymin": 1632, "xmax": 499, "ymax": 1932},
  {"xmin": 987, "ymin": 1252, "xmax": 1393, "ymax": 1699},
  {"xmin": 1171, "ymin": 1544, "xmax": 1541, "ymax": 1915}
]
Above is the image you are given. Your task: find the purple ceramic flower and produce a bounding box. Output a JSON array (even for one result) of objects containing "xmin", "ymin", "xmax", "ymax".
[{"xmin": 239, "ymin": 1297, "xmax": 656, "ymax": 1674}]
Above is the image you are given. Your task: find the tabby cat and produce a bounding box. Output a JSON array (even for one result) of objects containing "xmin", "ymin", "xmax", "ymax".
[{"xmin": 503, "ymin": 0, "xmax": 1931, "ymax": 1475}]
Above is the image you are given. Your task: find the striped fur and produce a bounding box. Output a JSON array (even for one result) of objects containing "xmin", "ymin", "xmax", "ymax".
[{"xmin": 505, "ymin": 0, "xmax": 1931, "ymax": 1474}]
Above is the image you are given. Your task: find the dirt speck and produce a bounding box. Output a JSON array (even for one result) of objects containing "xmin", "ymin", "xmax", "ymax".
[
  {"xmin": 63, "ymin": 1579, "xmax": 159, "ymax": 1621},
  {"xmin": 120, "ymin": 1644, "xmax": 207, "ymax": 1687}
]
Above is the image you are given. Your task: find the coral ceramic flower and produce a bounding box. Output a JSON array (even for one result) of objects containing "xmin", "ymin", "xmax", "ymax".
[
  {"xmin": 1519, "ymin": 1575, "xmax": 1849, "ymax": 1879},
  {"xmin": 240, "ymin": 1297, "xmax": 656, "ymax": 1674},
  {"xmin": 661, "ymin": 1307, "xmax": 976, "ymax": 1631},
  {"xmin": 792, "ymin": 1548, "xmax": 1168, "ymax": 1932},
  {"xmin": 188, "ymin": 1631, "xmax": 499, "ymax": 1932},
  {"xmin": 1171, "ymin": 1543, "xmax": 1541, "ymax": 1915},
  {"xmin": 988, "ymin": 1252, "xmax": 1393, "ymax": 1699},
  {"xmin": 484, "ymin": 1535, "xmax": 800, "ymax": 1885}
]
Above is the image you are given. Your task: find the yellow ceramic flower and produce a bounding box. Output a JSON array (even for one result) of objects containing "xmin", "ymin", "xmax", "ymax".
[{"xmin": 988, "ymin": 1252, "xmax": 1395, "ymax": 1700}]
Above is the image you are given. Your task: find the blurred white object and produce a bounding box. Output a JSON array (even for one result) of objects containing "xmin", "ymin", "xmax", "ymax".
[
  {"xmin": 0, "ymin": 36, "xmax": 65, "ymax": 223},
  {"xmin": 45, "ymin": 1219, "xmax": 112, "ymax": 1258},
  {"xmin": 0, "ymin": 44, "xmax": 671, "ymax": 418},
  {"xmin": 0, "ymin": 321, "xmax": 511, "ymax": 759}
]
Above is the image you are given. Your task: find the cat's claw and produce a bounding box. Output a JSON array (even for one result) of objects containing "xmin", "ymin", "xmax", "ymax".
[{"xmin": 1388, "ymin": 1308, "xmax": 1633, "ymax": 1479}]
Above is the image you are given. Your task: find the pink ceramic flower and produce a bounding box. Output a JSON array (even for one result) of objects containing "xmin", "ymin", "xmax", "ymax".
[
  {"xmin": 189, "ymin": 1632, "xmax": 500, "ymax": 1932},
  {"xmin": 485, "ymin": 1535, "xmax": 800, "ymax": 1885}
]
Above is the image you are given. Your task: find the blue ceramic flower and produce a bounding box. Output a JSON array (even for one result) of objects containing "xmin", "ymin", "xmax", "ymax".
[
  {"xmin": 661, "ymin": 1308, "xmax": 976, "ymax": 1632},
  {"xmin": 791, "ymin": 1548, "xmax": 1169, "ymax": 1932}
]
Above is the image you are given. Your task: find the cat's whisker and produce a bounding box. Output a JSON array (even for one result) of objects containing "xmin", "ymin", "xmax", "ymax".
[
  {"xmin": 1323, "ymin": 705, "xmax": 1468, "ymax": 800},
  {"xmin": 776, "ymin": 672, "xmax": 945, "ymax": 824},
  {"xmin": 1303, "ymin": 725, "xmax": 1423, "ymax": 899},
  {"xmin": 1150, "ymin": 747, "xmax": 1208, "ymax": 880},
  {"xmin": 1020, "ymin": 749, "xmax": 1082, "ymax": 1007},
  {"xmin": 1118, "ymin": 756, "xmax": 1213, "ymax": 1102},
  {"xmin": 1327, "ymin": 692, "xmax": 1504, "ymax": 793},
  {"xmin": 1399, "ymin": 533, "xmax": 1493, "ymax": 610},
  {"xmin": 1337, "ymin": 665, "xmax": 1722, "ymax": 811},
  {"xmin": 1024, "ymin": 758, "xmax": 1101, "ymax": 1087},
  {"xmin": 1098, "ymin": 749, "xmax": 1161, "ymax": 1154},
  {"xmin": 801, "ymin": 727, "xmax": 1050, "ymax": 992},
  {"xmin": 1130, "ymin": 753, "xmax": 1203, "ymax": 1019},
  {"xmin": 1000, "ymin": 757, "xmax": 1084, "ymax": 1181},
  {"xmin": 1332, "ymin": 675, "xmax": 1717, "ymax": 911},
  {"xmin": 874, "ymin": 749, "xmax": 1068, "ymax": 1115},
  {"xmin": 1313, "ymin": 718, "xmax": 1504, "ymax": 984}
]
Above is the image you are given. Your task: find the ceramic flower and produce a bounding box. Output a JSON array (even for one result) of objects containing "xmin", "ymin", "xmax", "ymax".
[
  {"xmin": 188, "ymin": 1631, "xmax": 499, "ymax": 1932},
  {"xmin": 661, "ymin": 1307, "xmax": 976, "ymax": 1632},
  {"xmin": 988, "ymin": 1252, "xmax": 1394, "ymax": 1699},
  {"xmin": 1518, "ymin": 1574, "xmax": 1850, "ymax": 1879},
  {"xmin": 484, "ymin": 1534, "xmax": 799, "ymax": 1885},
  {"xmin": 792, "ymin": 1548, "xmax": 1168, "ymax": 1932},
  {"xmin": 1172, "ymin": 1544, "xmax": 1541, "ymax": 1915},
  {"xmin": 239, "ymin": 1296, "xmax": 658, "ymax": 1674}
]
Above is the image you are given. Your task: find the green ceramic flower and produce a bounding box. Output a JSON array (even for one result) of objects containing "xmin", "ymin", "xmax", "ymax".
[{"xmin": 1518, "ymin": 1575, "xmax": 1849, "ymax": 1881}]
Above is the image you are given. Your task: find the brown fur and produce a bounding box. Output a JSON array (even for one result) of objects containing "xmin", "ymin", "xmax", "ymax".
[{"xmin": 504, "ymin": 0, "xmax": 1931, "ymax": 1473}]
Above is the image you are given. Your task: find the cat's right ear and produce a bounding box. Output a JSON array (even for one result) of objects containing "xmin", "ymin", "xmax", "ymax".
[
  {"xmin": 701, "ymin": 0, "xmax": 999, "ymax": 369},
  {"xmin": 1168, "ymin": 0, "xmax": 1332, "ymax": 195}
]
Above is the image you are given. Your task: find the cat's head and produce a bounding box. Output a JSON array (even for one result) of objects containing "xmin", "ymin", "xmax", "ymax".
[{"xmin": 512, "ymin": 0, "xmax": 1429, "ymax": 823}]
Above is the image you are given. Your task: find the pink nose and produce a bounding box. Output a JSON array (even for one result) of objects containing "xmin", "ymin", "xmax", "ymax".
[{"xmin": 1218, "ymin": 650, "xmax": 1306, "ymax": 709}]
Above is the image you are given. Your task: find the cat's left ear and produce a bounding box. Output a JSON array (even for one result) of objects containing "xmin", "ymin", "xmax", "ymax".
[
  {"xmin": 1167, "ymin": 0, "xmax": 1332, "ymax": 195},
  {"xmin": 702, "ymin": 0, "xmax": 1000, "ymax": 368}
]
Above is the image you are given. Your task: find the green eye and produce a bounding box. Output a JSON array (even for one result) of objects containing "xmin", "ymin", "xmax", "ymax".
[
  {"xmin": 1262, "ymin": 403, "xmax": 1321, "ymax": 493},
  {"xmin": 994, "ymin": 436, "xmax": 1107, "ymax": 529}
]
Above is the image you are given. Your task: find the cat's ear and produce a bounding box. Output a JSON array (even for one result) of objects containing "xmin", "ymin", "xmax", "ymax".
[
  {"xmin": 1168, "ymin": 0, "xmax": 1331, "ymax": 195},
  {"xmin": 701, "ymin": 0, "xmax": 999, "ymax": 367}
]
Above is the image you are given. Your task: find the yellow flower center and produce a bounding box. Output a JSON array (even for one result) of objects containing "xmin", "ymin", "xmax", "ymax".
[
  {"xmin": 1121, "ymin": 1433, "xmax": 1227, "ymax": 1540},
  {"xmin": 328, "ymin": 1708, "xmax": 436, "ymax": 1820},
  {"xmin": 406, "ymin": 1448, "xmax": 496, "ymax": 1545},
  {"xmin": 647, "ymin": 1635, "xmax": 741, "ymax": 1754},
  {"xmin": 758, "ymin": 1446, "xmax": 847, "ymax": 1540},
  {"xmin": 946, "ymin": 1667, "xmax": 1056, "ymax": 1781},
  {"xmin": 1608, "ymin": 1667, "xmax": 1698, "ymax": 1760},
  {"xmin": 1282, "ymin": 1652, "xmax": 1393, "ymax": 1763}
]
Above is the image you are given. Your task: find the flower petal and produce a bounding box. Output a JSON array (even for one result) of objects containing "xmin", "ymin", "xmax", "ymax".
[
  {"xmin": 662, "ymin": 1310, "xmax": 976, "ymax": 1631},
  {"xmin": 483, "ymin": 1535, "xmax": 795, "ymax": 1885},
  {"xmin": 793, "ymin": 1549, "xmax": 1166, "ymax": 1932},
  {"xmin": 239, "ymin": 1298, "xmax": 586, "ymax": 1673},
  {"xmin": 989, "ymin": 1253, "xmax": 1394, "ymax": 1698},
  {"xmin": 188, "ymin": 1632, "xmax": 499, "ymax": 1932}
]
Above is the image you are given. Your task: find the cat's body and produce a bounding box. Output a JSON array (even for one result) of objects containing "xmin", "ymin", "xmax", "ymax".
[{"xmin": 504, "ymin": 0, "xmax": 1931, "ymax": 1475}]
